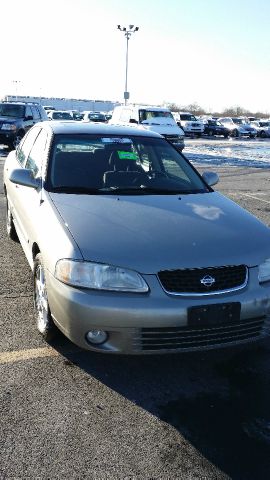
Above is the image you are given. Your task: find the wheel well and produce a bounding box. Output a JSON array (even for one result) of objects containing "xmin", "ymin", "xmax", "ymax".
[
  {"xmin": 32, "ymin": 243, "xmax": 40, "ymax": 260},
  {"xmin": 18, "ymin": 128, "xmax": 25, "ymax": 135}
]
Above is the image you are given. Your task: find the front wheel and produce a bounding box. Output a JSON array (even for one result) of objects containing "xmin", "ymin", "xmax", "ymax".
[
  {"xmin": 33, "ymin": 253, "xmax": 58, "ymax": 342},
  {"xmin": 231, "ymin": 129, "xmax": 239, "ymax": 137},
  {"xmin": 6, "ymin": 199, "xmax": 18, "ymax": 241},
  {"xmin": 12, "ymin": 132, "xmax": 24, "ymax": 149}
]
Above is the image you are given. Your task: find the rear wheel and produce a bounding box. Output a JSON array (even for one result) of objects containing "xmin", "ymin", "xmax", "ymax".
[
  {"xmin": 33, "ymin": 253, "xmax": 58, "ymax": 342},
  {"xmin": 260, "ymin": 131, "xmax": 266, "ymax": 138},
  {"xmin": 232, "ymin": 129, "xmax": 239, "ymax": 137},
  {"xmin": 6, "ymin": 199, "xmax": 18, "ymax": 241}
]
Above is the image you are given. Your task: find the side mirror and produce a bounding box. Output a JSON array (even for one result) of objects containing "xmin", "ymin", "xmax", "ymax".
[
  {"xmin": 202, "ymin": 171, "xmax": 219, "ymax": 187},
  {"xmin": 25, "ymin": 115, "xmax": 33, "ymax": 120},
  {"xmin": 9, "ymin": 168, "xmax": 40, "ymax": 189},
  {"xmin": 129, "ymin": 118, "xmax": 138, "ymax": 124}
]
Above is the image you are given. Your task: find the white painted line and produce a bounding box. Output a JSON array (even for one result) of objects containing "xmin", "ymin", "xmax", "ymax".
[
  {"xmin": 240, "ymin": 193, "xmax": 270, "ymax": 204},
  {"xmin": 0, "ymin": 346, "xmax": 60, "ymax": 365},
  {"xmin": 227, "ymin": 192, "xmax": 270, "ymax": 204}
]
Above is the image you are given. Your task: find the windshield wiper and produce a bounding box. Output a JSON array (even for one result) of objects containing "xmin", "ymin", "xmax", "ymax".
[
  {"xmin": 50, "ymin": 186, "xmax": 103, "ymax": 194},
  {"xmin": 106, "ymin": 186, "xmax": 189, "ymax": 194}
]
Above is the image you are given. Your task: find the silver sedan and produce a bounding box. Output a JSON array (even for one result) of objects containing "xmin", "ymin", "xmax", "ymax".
[{"xmin": 3, "ymin": 121, "xmax": 270, "ymax": 354}]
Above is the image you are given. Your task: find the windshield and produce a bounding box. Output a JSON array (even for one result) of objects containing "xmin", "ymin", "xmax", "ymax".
[
  {"xmin": 52, "ymin": 111, "xmax": 73, "ymax": 120},
  {"xmin": 47, "ymin": 135, "xmax": 209, "ymax": 195},
  {"xmin": 139, "ymin": 110, "xmax": 174, "ymax": 122},
  {"xmin": 233, "ymin": 118, "xmax": 245, "ymax": 124},
  {"xmin": 88, "ymin": 113, "xmax": 106, "ymax": 122},
  {"xmin": 0, "ymin": 103, "xmax": 25, "ymax": 118},
  {"xmin": 180, "ymin": 114, "xmax": 196, "ymax": 121}
]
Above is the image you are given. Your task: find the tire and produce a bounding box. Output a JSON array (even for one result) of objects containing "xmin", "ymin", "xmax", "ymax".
[
  {"xmin": 260, "ymin": 131, "xmax": 266, "ymax": 138},
  {"xmin": 33, "ymin": 253, "xmax": 58, "ymax": 342},
  {"xmin": 6, "ymin": 199, "xmax": 18, "ymax": 241},
  {"xmin": 232, "ymin": 129, "xmax": 239, "ymax": 137},
  {"xmin": 12, "ymin": 132, "xmax": 24, "ymax": 149}
]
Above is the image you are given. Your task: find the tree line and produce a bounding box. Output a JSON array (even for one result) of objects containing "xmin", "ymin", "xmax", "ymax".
[{"xmin": 165, "ymin": 102, "xmax": 269, "ymax": 118}]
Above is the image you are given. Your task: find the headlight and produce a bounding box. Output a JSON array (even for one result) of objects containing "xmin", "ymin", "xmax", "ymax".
[
  {"xmin": 55, "ymin": 259, "xmax": 149, "ymax": 292},
  {"xmin": 258, "ymin": 259, "xmax": 270, "ymax": 283},
  {"xmin": 1, "ymin": 123, "xmax": 16, "ymax": 130}
]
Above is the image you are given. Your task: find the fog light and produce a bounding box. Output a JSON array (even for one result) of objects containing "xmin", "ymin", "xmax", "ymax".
[{"xmin": 86, "ymin": 329, "xmax": 108, "ymax": 345}]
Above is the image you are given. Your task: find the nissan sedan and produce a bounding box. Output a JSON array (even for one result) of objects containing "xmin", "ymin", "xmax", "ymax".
[{"xmin": 3, "ymin": 122, "xmax": 270, "ymax": 354}]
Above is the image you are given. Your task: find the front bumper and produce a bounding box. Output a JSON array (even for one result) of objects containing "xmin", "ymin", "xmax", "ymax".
[
  {"xmin": 46, "ymin": 268, "xmax": 270, "ymax": 354},
  {"xmin": 0, "ymin": 131, "xmax": 15, "ymax": 146}
]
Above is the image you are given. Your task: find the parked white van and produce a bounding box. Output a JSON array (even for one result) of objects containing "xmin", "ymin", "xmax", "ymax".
[
  {"xmin": 173, "ymin": 112, "xmax": 204, "ymax": 137},
  {"xmin": 109, "ymin": 105, "xmax": 185, "ymax": 151}
]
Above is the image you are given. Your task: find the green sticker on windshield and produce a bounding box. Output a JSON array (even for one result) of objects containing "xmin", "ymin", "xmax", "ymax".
[{"xmin": 117, "ymin": 151, "xmax": 138, "ymax": 160}]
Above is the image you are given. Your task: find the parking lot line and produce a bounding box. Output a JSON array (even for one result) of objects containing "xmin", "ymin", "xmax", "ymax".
[
  {"xmin": 0, "ymin": 346, "xmax": 60, "ymax": 365},
  {"xmin": 240, "ymin": 193, "xmax": 270, "ymax": 204},
  {"xmin": 227, "ymin": 192, "xmax": 270, "ymax": 204}
]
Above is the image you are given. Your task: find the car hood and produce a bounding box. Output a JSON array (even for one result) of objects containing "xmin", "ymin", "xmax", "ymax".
[
  {"xmin": 140, "ymin": 118, "xmax": 183, "ymax": 135},
  {"xmin": 49, "ymin": 191, "xmax": 270, "ymax": 274}
]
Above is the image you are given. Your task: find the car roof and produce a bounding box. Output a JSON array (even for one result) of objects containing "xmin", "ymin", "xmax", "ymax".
[
  {"xmin": 0, "ymin": 102, "xmax": 39, "ymax": 106},
  {"xmin": 36, "ymin": 121, "xmax": 163, "ymax": 138},
  {"xmin": 116, "ymin": 105, "xmax": 171, "ymax": 112}
]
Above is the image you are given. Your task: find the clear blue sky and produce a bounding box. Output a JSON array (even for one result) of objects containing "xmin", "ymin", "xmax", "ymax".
[{"xmin": 1, "ymin": 0, "xmax": 269, "ymax": 113}]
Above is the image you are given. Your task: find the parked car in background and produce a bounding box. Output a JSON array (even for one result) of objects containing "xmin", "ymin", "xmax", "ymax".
[
  {"xmin": 173, "ymin": 112, "xmax": 204, "ymax": 137},
  {"xmin": 110, "ymin": 105, "xmax": 185, "ymax": 151},
  {"xmin": 203, "ymin": 119, "xmax": 230, "ymax": 138},
  {"xmin": 43, "ymin": 106, "xmax": 55, "ymax": 111},
  {"xmin": 231, "ymin": 118, "xmax": 257, "ymax": 138},
  {"xmin": 67, "ymin": 110, "xmax": 84, "ymax": 121},
  {"xmin": 218, "ymin": 117, "xmax": 256, "ymax": 137},
  {"xmin": 251, "ymin": 120, "xmax": 270, "ymax": 138},
  {"xmin": 4, "ymin": 122, "xmax": 270, "ymax": 354},
  {"xmin": 82, "ymin": 111, "xmax": 107, "ymax": 123},
  {"xmin": 0, "ymin": 102, "xmax": 48, "ymax": 149},
  {"xmin": 47, "ymin": 110, "xmax": 73, "ymax": 121},
  {"xmin": 105, "ymin": 113, "xmax": 112, "ymax": 121}
]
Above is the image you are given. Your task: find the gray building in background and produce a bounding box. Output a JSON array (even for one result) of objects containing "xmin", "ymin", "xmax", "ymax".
[{"xmin": 1, "ymin": 95, "xmax": 121, "ymax": 113}]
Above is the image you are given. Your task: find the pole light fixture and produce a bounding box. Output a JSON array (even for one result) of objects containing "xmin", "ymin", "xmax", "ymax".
[{"xmin": 117, "ymin": 25, "xmax": 139, "ymax": 105}]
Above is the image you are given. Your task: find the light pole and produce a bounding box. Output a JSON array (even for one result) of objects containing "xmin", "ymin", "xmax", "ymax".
[
  {"xmin": 12, "ymin": 80, "xmax": 21, "ymax": 101},
  {"xmin": 117, "ymin": 25, "xmax": 139, "ymax": 105}
]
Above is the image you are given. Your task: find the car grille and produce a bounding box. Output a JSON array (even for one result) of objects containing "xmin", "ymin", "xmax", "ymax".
[
  {"xmin": 158, "ymin": 265, "xmax": 247, "ymax": 294},
  {"xmin": 136, "ymin": 317, "xmax": 267, "ymax": 352}
]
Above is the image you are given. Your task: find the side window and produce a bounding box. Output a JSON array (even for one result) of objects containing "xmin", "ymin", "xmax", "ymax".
[
  {"xmin": 31, "ymin": 106, "xmax": 41, "ymax": 121},
  {"xmin": 139, "ymin": 110, "xmax": 146, "ymax": 122},
  {"xmin": 25, "ymin": 106, "xmax": 32, "ymax": 118},
  {"xmin": 25, "ymin": 129, "xmax": 48, "ymax": 177},
  {"xmin": 17, "ymin": 127, "xmax": 41, "ymax": 166}
]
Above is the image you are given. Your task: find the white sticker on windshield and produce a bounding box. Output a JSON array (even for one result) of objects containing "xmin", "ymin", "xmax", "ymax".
[{"xmin": 101, "ymin": 137, "xmax": 132, "ymax": 144}]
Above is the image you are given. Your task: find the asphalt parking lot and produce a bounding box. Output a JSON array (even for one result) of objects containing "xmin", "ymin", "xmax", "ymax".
[{"xmin": 1, "ymin": 140, "xmax": 270, "ymax": 479}]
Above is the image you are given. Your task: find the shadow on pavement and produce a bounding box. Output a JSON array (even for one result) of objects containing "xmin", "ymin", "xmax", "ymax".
[{"xmin": 52, "ymin": 337, "xmax": 270, "ymax": 480}]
